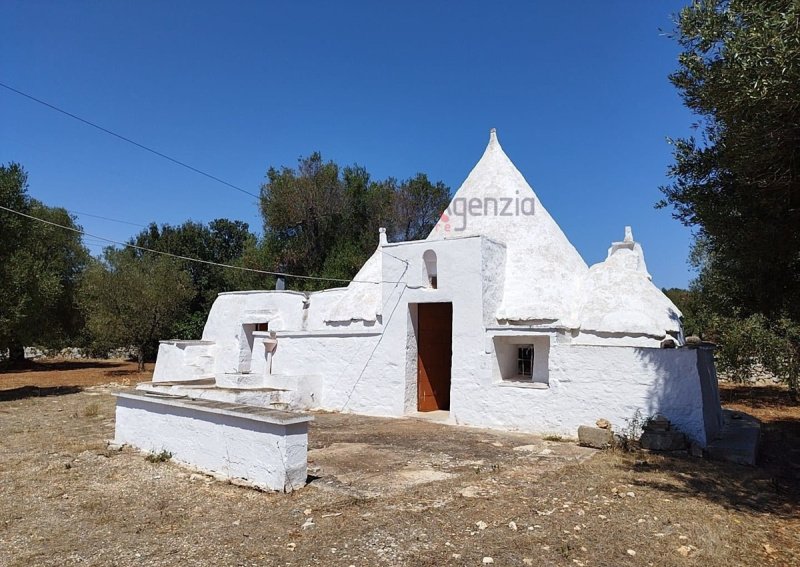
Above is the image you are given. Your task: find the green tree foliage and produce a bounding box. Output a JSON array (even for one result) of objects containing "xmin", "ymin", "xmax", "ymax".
[
  {"xmin": 127, "ymin": 219, "xmax": 265, "ymax": 338},
  {"xmin": 79, "ymin": 250, "xmax": 193, "ymax": 370},
  {"xmin": 662, "ymin": 287, "xmax": 703, "ymax": 337},
  {"xmin": 260, "ymin": 153, "xmax": 450, "ymax": 290},
  {"xmin": 0, "ymin": 163, "xmax": 88, "ymax": 362},
  {"xmin": 660, "ymin": 1, "xmax": 800, "ymax": 392}
]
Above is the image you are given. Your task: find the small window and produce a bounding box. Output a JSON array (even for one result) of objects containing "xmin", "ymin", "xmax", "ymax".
[
  {"xmin": 255, "ymin": 322, "xmax": 269, "ymax": 332},
  {"xmin": 517, "ymin": 346, "xmax": 534, "ymax": 378},
  {"xmin": 493, "ymin": 335, "xmax": 550, "ymax": 386}
]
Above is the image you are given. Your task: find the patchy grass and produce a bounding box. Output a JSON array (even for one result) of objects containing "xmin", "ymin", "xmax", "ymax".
[
  {"xmin": 542, "ymin": 434, "xmax": 566, "ymax": 442},
  {"xmin": 82, "ymin": 401, "xmax": 100, "ymax": 417},
  {"xmin": 145, "ymin": 449, "xmax": 173, "ymax": 463}
]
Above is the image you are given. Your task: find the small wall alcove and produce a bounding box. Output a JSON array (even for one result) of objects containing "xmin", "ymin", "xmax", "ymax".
[{"xmin": 423, "ymin": 250, "xmax": 437, "ymax": 289}]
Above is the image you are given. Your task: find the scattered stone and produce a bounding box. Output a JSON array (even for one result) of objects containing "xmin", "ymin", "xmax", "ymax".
[
  {"xmin": 685, "ymin": 335, "xmax": 702, "ymax": 347},
  {"xmin": 689, "ymin": 442, "xmax": 704, "ymax": 458},
  {"xmin": 677, "ymin": 545, "xmax": 696, "ymax": 557},
  {"xmin": 508, "ymin": 521, "xmax": 518, "ymax": 531},
  {"xmin": 286, "ymin": 543, "xmax": 296, "ymax": 551},
  {"xmin": 452, "ymin": 553, "xmax": 462, "ymax": 560},
  {"xmin": 595, "ymin": 418, "xmax": 611, "ymax": 430},
  {"xmin": 476, "ymin": 521, "xmax": 488, "ymax": 530},
  {"xmin": 644, "ymin": 415, "xmax": 671, "ymax": 432},
  {"xmin": 640, "ymin": 429, "xmax": 687, "ymax": 452},
  {"xmin": 626, "ymin": 549, "xmax": 636, "ymax": 556},
  {"xmin": 577, "ymin": 425, "xmax": 613, "ymax": 449},
  {"xmin": 482, "ymin": 558, "xmax": 494, "ymax": 564},
  {"xmin": 303, "ymin": 508, "xmax": 312, "ymax": 515},
  {"xmin": 523, "ymin": 559, "xmax": 533, "ymax": 566},
  {"xmin": 513, "ymin": 444, "xmax": 539, "ymax": 452},
  {"xmin": 626, "ymin": 492, "xmax": 635, "ymax": 498},
  {"xmin": 232, "ymin": 520, "xmax": 240, "ymax": 526},
  {"xmin": 301, "ymin": 518, "xmax": 315, "ymax": 530}
]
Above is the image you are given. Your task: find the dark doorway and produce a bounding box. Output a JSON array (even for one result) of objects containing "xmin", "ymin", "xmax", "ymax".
[{"xmin": 417, "ymin": 302, "xmax": 453, "ymax": 411}]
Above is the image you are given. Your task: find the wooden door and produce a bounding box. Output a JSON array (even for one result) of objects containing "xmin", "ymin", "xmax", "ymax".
[{"xmin": 417, "ymin": 303, "xmax": 452, "ymax": 411}]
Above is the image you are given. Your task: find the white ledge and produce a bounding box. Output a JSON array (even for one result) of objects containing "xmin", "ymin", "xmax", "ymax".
[
  {"xmin": 495, "ymin": 381, "xmax": 550, "ymax": 390},
  {"xmin": 276, "ymin": 329, "xmax": 382, "ymax": 338},
  {"xmin": 115, "ymin": 391, "xmax": 313, "ymax": 425}
]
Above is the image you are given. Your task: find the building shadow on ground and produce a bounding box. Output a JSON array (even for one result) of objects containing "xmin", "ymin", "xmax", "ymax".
[
  {"xmin": 0, "ymin": 385, "xmax": 83, "ymax": 402},
  {"xmin": 629, "ymin": 453, "xmax": 798, "ymax": 518},
  {"xmin": 615, "ymin": 395, "xmax": 800, "ymax": 518},
  {"xmin": 624, "ymin": 350, "xmax": 800, "ymax": 517}
]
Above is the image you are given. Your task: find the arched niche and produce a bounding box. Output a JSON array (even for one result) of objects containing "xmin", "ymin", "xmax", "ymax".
[{"xmin": 423, "ymin": 250, "xmax": 437, "ymax": 289}]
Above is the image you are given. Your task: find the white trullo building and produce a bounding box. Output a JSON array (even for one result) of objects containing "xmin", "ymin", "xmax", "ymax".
[{"xmin": 143, "ymin": 130, "xmax": 723, "ymax": 447}]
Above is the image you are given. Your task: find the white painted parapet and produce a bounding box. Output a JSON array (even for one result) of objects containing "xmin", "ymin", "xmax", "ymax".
[
  {"xmin": 152, "ymin": 340, "xmax": 216, "ymax": 382},
  {"xmin": 114, "ymin": 392, "xmax": 312, "ymax": 492}
]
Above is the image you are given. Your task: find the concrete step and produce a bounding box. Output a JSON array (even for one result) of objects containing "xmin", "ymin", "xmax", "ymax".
[
  {"xmin": 137, "ymin": 381, "xmax": 292, "ymax": 408},
  {"xmin": 215, "ymin": 373, "xmax": 272, "ymax": 389},
  {"xmin": 141, "ymin": 378, "xmax": 216, "ymax": 387}
]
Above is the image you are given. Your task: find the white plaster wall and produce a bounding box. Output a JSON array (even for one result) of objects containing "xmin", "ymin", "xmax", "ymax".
[
  {"xmin": 203, "ymin": 291, "xmax": 306, "ymax": 374},
  {"xmin": 270, "ymin": 333, "xmax": 381, "ymax": 410},
  {"xmin": 321, "ymin": 236, "xmax": 488, "ymax": 417},
  {"xmin": 114, "ymin": 395, "xmax": 309, "ymax": 491},
  {"xmin": 452, "ymin": 344, "xmax": 708, "ymax": 446},
  {"xmin": 304, "ymin": 288, "xmax": 347, "ymax": 330},
  {"xmin": 480, "ymin": 238, "xmax": 506, "ymax": 328},
  {"xmin": 248, "ymin": 332, "xmax": 271, "ymax": 377},
  {"xmin": 152, "ymin": 341, "xmax": 215, "ymax": 382}
]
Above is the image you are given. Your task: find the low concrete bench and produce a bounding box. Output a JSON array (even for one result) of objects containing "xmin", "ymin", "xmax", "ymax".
[{"xmin": 114, "ymin": 391, "xmax": 313, "ymax": 492}]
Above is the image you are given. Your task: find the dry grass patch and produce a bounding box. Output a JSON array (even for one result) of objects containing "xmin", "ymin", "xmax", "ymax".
[{"xmin": 0, "ymin": 378, "xmax": 797, "ymax": 566}]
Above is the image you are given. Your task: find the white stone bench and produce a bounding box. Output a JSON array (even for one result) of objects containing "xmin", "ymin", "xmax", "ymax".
[{"xmin": 114, "ymin": 392, "xmax": 312, "ymax": 492}]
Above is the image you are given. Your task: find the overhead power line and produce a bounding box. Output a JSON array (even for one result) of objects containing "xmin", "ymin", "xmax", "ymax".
[
  {"xmin": 0, "ymin": 81, "xmax": 261, "ymax": 200},
  {"xmin": 0, "ymin": 204, "xmax": 397, "ymax": 285},
  {"xmin": 66, "ymin": 209, "xmax": 150, "ymax": 229}
]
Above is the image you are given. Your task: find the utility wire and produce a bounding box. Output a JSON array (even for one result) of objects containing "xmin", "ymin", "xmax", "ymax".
[
  {"xmin": 66, "ymin": 209, "xmax": 150, "ymax": 229},
  {"xmin": 0, "ymin": 81, "xmax": 261, "ymax": 200},
  {"xmin": 0, "ymin": 204, "xmax": 401, "ymax": 285}
]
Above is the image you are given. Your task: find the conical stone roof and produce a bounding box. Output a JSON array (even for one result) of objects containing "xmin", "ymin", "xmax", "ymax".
[{"xmin": 426, "ymin": 130, "xmax": 588, "ymax": 324}]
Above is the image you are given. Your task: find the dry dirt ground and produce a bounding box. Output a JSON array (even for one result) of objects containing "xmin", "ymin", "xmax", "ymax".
[{"xmin": 1, "ymin": 360, "xmax": 799, "ymax": 566}]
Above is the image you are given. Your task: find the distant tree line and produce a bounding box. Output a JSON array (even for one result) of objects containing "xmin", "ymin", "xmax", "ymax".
[{"xmin": 0, "ymin": 154, "xmax": 450, "ymax": 369}]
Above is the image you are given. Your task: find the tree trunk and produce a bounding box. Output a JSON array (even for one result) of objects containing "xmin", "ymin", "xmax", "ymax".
[
  {"xmin": 137, "ymin": 348, "xmax": 145, "ymax": 372},
  {"xmin": 8, "ymin": 343, "xmax": 25, "ymax": 364}
]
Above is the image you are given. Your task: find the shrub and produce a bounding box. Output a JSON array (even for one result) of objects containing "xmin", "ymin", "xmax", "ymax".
[{"xmin": 145, "ymin": 449, "xmax": 172, "ymax": 463}]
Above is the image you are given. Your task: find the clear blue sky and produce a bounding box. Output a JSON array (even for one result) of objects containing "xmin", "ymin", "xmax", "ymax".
[{"xmin": 1, "ymin": 1, "xmax": 697, "ymax": 288}]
